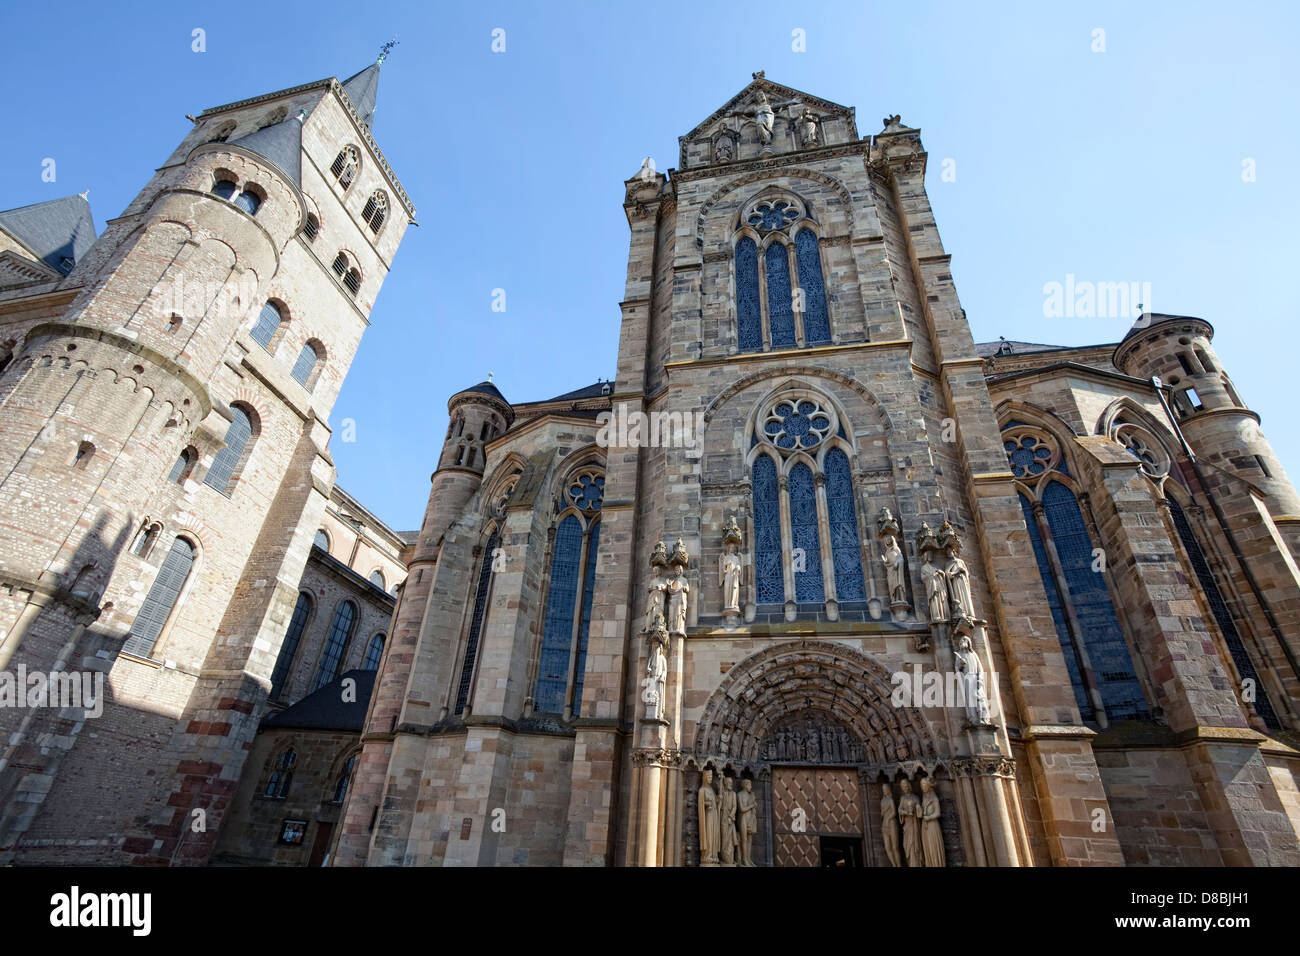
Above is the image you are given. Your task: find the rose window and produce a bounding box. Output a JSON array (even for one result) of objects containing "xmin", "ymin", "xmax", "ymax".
[
  {"xmin": 567, "ymin": 471, "xmax": 605, "ymax": 512},
  {"xmin": 1003, "ymin": 435, "xmax": 1054, "ymax": 479},
  {"xmin": 1114, "ymin": 424, "xmax": 1167, "ymax": 476},
  {"xmin": 747, "ymin": 200, "xmax": 801, "ymax": 233},
  {"xmin": 763, "ymin": 399, "xmax": 833, "ymax": 451}
]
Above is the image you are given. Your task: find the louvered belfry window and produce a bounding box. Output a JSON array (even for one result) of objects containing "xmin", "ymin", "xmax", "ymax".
[
  {"xmin": 361, "ymin": 191, "xmax": 387, "ymax": 234},
  {"xmin": 204, "ymin": 406, "xmax": 254, "ymax": 495},
  {"xmin": 331, "ymin": 146, "xmax": 359, "ymax": 189},
  {"xmin": 123, "ymin": 537, "xmax": 195, "ymax": 658}
]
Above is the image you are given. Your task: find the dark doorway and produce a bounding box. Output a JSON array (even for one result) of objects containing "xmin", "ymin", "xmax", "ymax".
[
  {"xmin": 307, "ymin": 821, "xmax": 334, "ymax": 867},
  {"xmin": 819, "ymin": 836, "xmax": 862, "ymax": 867}
]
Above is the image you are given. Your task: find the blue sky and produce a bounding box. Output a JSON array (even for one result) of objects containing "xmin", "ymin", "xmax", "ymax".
[{"xmin": 2, "ymin": 1, "xmax": 1297, "ymax": 531}]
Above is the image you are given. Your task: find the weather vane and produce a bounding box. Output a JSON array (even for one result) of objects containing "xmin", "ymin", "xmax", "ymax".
[{"xmin": 378, "ymin": 38, "xmax": 399, "ymax": 63}]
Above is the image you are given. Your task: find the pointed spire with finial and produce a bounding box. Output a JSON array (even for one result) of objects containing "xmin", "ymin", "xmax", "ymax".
[{"xmin": 341, "ymin": 41, "xmax": 396, "ymax": 131}]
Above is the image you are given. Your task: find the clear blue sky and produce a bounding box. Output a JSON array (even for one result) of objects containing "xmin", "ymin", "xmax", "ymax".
[{"xmin": 2, "ymin": 1, "xmax": 1297, "ymax": 531}]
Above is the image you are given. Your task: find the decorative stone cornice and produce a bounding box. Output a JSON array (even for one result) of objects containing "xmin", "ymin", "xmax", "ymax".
[
  {"xmin": 632, "ymin": 747, "xmax": 685, "ymax": 768},
  {"xmin": 949, "ymin": 755, "xmax": 1017, "ymax": 779}
]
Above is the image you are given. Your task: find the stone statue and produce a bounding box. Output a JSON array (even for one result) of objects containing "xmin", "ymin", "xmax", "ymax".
[
  {"xmin": 666, "ymin": 564, "xmax": 690, "ymax": 636},
  {"xmin": 737, "ymin": 778, "xmax": 757, "ymax": 866},
  {"xmin": 944, "ymin": 544, "xmax": 975, "ymax": 619},
  {"xmin": 718, "ymin": 776, "xmax": 739, "ymax": 866},
  {"xmin": 920, "ymin": 777, "xmax": 946, "ymax": 868},
  {"xmin": 642, "ymin": 631, "xmax": 668, "ymax": 720},
  {"xmin": 880, "ymin": 782, "xmax": 902, "ymax": 867},
  {"xmin": 714, "ymin": 138, "xmax": 733, "ymax": 162},
  {"xmin": 954, "ymin": 634, "xmax": 992, "ymax": 725},
  {"xmin": 698, "ymin": 768, "xmax": 720, "ymax": 865},
  {"xmin": 754, "ymin": 92, "xmax": 774, "ymax": 145},
  {"xmin": 644, "ymin": 566, "xmax": 667, "ymax": 632},
  {"xmin": 881, "ymin": 534, "xmax": 906, "ymax": 604},
  {"xmin": 920, "ymin": 550, "xmax": 949, "ymax": 622},
  {"xmin": 720, "ymin": 542, "xmax": 741, "ymax": 613},
  {"xmin": 799, "ymin": 110, "xmax": 818, "ymax": 146},
  {"xmin": 897, "ymin": 778, "xmax": 922, "ymax": 867}
]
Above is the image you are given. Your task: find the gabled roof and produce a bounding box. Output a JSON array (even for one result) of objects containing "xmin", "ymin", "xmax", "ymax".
[
  {"xmin": 680, "ymin": 76, "xmax": 856, "ymax": 144},
  {"xmin": 529, "ymin": 380, "xmax": 614, "ymax": 404},
  {"xmin": 341, "ymin": 61, "xmax": 381, "ymax": 130},
  {"xmin": 0, "ymin": 193, "xmax": 96, "ymax": 275},
  {"xmin": 229, "ymin": 116, "xmax": 303, "ymax": 187},
  {"xmin": 262, "ymin": 669, "xmax": 375, "ymax": 732}
]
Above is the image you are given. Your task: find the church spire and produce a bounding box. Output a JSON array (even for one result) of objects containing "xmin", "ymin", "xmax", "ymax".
[{"xmin": 341, "ymin": 42, "xmax": 394, "ymax": 131}]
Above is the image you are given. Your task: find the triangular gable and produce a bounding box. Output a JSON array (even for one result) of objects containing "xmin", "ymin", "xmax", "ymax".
[{"xmin": 679, "ymin": 76, "xmax": 857, "ymax": 145}]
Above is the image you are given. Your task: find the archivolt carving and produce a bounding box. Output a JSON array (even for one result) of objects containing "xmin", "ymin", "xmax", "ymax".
[
  {"xmin": 693, "ymin": 640, "xmax": 937, "ymax": 765},
  {"xmin": 695, "ymin": 168, "xmax": 855, "ymax": 251}
]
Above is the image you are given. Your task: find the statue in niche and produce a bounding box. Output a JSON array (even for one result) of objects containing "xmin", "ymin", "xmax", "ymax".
[
  {"xmin": 880, "ymin": 783, "xmax": 902, "ymax": 867},
  {"xmin": 799, "ymin": 110, "xmax": 819, "ymax": 146},
  {"xmin": 944, "ymin": 543, "xmax": 976, "ymax": 620},
  {"xmin": 897, "ymin": 778, "xmax": 922, "ymax": 867},
  {"xmin": 718, "ymin": 776, "xmax": 739, "ymax": 866},
  {"xmin": 737, "ymin": 779, "xmax": 758, "ymax": 867},
  {"xmin": 881, "ymin": 534, "xmax": 907, "ymax": 604},
  {"xmin": 698, "ymin": 768, "xmax": 720, "ymax": 866},
  {"xmin": 954, "ymin": 634, "xmax": 992, "ymax": 726},
  {"xmin": 920, "ymin": 550, "xmax": 949, "ymax": 623},
  {"xmin": 714, "ymin": 138, "xmax": 733, "ymax": 162},
  {"xmin": 642, "ymin": 628, "xmax": 668, "ymax": 720},
  {"xmin": 720, "ymin": 515, "xmax": 743, "ymax": 614},
  {"xmin": 920, "ymin": 777, "xmax": 946, "ymax": 868},
  {"xmin": 753, "ymin": 92, "xmax": 775, "ymax": 145}
]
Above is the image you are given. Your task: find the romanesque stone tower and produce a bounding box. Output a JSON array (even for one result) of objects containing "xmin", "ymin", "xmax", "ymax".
[
  {"xmin": 335, "ymin": 77, "xmax": 1300, "ymax": 868},
  {"xmin": 0, "ymin": 55, "xmax": 413, "ymax": 864}
]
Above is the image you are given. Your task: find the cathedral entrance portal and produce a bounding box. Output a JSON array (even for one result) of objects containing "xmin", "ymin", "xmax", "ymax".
[{"xmin": 771, "ymin": 767, "xmax": 864, "ymax": 867}]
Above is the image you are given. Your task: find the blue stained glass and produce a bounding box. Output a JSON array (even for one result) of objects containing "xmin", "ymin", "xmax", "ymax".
[
  {"xmin": 363, "ymin": 633, "xmax": 385, "ymax": 671},
  {"xmin": 765, "ymin": 243, "xmax": 796, "ymax": 349},
  {"xmin": 747, "ymin": 201, "xmax": 799, "ymax": 232},
  {"xmin": 1042, "ymin": 481, "xmax": 1148, "ymax": 720},
  {"xmin": 312, "ymin": 601, "xmax": 355, "ymax": 691},
  {"xmin": 455, "ymin": 531, "xmax": 497, "ymax": 714},
  {"xmin": 570, "ymin": 521, "xmax": 601, "ymax": 717},
  {"xmin": 736, "ymin": 238, "xmax": 762, "ymax": 352},
  {"xmin": 753, "ymin": 455, "xmax": 784, "ymax": 605},
  {"xmin": 788, "ymin": 463, "xmax": 824, "ymax": 603},
  {"xmin": 535, "ymin": 515, "xmax": 583, "ymax": 713},
  {"xmin": 796, "ymin": 230, "xmax": 830, "ymax": 344},
  {"xmin": 1169, "ymin": 499, "xmax": 1279, "ymax": 729},
  {"xmin": 1019, "ymin": 493, "xmax": 1093, "ymax": 720},
  {"xmin": 568, "ymin": 473, "xmax": 605, "ymax": 512},
  {"xmin": 825, "ymin": 449, "xmax": 865, "ymax": 601},
  {"xmin": 269, "ymin": 591, "xmax": 311, "ymax": 699}
]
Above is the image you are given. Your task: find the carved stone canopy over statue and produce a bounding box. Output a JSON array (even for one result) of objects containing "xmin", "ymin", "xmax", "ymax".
[
  {"xmin": 720, "ymin": 514, "xmax": 743, "ymax": 615},
  {"xmin": 876, "ymin": 507, "xmax": 901, "ymax": 540}
]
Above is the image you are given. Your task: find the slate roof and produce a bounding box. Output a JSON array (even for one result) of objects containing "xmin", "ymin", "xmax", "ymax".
[
  {"xmin": 341, "ymin": 62, "xmax": 381, "ymax": 130},
  {"xmin": 530, "ymin": 380, "xmax": 614, "ymax": 404},
  {"xmin": 461, "ymin": 381, "xmax": 507, "ymax": 402},
  {"xmin": 262, "ymin": 669, "xmax": 375, "ymax": 732},
  {"xmin": 0, "ymin": 193, "xmax": 96, "ymax": 275},
  {"xmin": 229, "ymin": 116, "xmax": 303, "ymax": 187},
  {"xmin": 974, "ymin": 339, "xmax": 1071, "ymax": 358}
]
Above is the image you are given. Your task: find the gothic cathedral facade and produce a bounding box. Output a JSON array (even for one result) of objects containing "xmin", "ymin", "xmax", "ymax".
[{"xmin": 333, "ymin": 78, "xmax": 1300, "ymax": 867}]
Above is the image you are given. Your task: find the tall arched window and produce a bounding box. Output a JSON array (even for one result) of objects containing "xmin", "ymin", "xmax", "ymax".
[
  {"xmin": 750, "ymin": 394, "xmax": 864, "ymax": 609},
  {"xmin": 270, "ymin": 591, "xmax": 312, "ymax": 700},
  {"xmin": 361, "ymin": 191, "xmax": 387, "ymax": 234},
  {"xmin": 534, "ymin": 468, "xmax": 603, "ymax": 716},
  {"xmin": 312, "ymin": 601, "xmax": 356, "ymax": 691},
  {"xmin": 1004, "ymin": 421, "xmax": 1148, "ymax": 723},
  {"xmin": 290, "ymin": 341, "xmax": 322, "ymax": 389},
  {"xmin": 456, "ymin": 529, "xmax": 498, "ymax": 715},
  {"xmin": 330, "ymin": 146, "xmax": 360, "ymax": 190},
  {"xmin": 168, "ymin": 446, "xmax": 196, "ymax": 484},
  {"xmin": 331, "ymin": 754, "xmax": 357, "ymax": 804},
  {"xmin": 733, "ymin": 196, "xmax": 834, "ymax": 352},
  {"xmin": 123, "ymin": 536, "xmax": 196, "ymax": 658},
  {"xmin": 265, "ymin": 748, "xmax": 296, "ymax": 799},
  {"xmin": 362, "ymin": 633, "xmax": 385, "ymax": 671},
  {"xmin": 250, "ymin": 301, "xmax": 283, "ymax": 351},
  {"xmin": 1167, "ymin": 497, "xmax": 1280, "ymax": 729},
  {"xmin": 204, "ymin": 404, "xmax": 255, "ymax": 495}
]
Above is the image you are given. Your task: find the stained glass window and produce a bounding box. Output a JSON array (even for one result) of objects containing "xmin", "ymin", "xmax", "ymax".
[
  {"xmin": 1019, "ymin": 493, "xmax": 1094, "ymax": 720},
  {"xmin": 788, "ymin": 463, "xmax": 824, "ymax": 603},
  {"xmin": 250, "ymin": 302, "xmax": 282, "ymax": 351},
  {"xmin": 312, "ymin": 601, "xmax": 355, "ymax": 691},
  {"xmin": 570, "ymin": 521, "xmax": 601, "ymax": 716},
  {"xmin": 763, "ymin": 399, "xmax": 831, "ymax": 451},
  {"xmin": 1169, "ymin": 498, "xmax": 1279, "ymax": 729},
  {"xmin": 535, "ymin": 515, "xmax": 583, "ymax": 714},
  {"xmin": 204, "ymin": 405, "xmax": 254, "ymax": 495},
  {"xmin": 753, "ymin": 454, "xmax": 784, "ymax": 605},
  {"xmin": 765, "ymin": 243, "xmax": 796, "ymax": 349},
  {"xmin": 270, "ymin": 591, "xmax": 312, "ymax": 700},
  {"xmin": 825, "ymin": 449, "xmax": 865, "ymax": 601},
  {"xmin": 456, "ymin": 531, "xmax": 497, "ymax": 715},
  {"xmin": 363, "ymin": 634, "xmax": 385, "ymax": 671},
  {"xmin": 796, "ymin": 230, "xmax": 830, "ymax": 345},
  {"xmin": 122, "ymin": 537, "xmax": 195, "ymax": 658},
  {"xmin": 735, "ymin": 237, "xmax": 762, "ymax": 352},
  {"xmin": 747, "ymin": 201, "xmax": 800, "ymax": 232},
  {"xmin": 1042, "ymin": 481, "xmax": 1147, "ymax": 720}
]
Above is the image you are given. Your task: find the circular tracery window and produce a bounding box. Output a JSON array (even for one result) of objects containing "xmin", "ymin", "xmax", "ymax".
[
  {"xmin": 1113, "ymin": 423, "xmax": 1168, "ymax": 477},
  {"xmin": 762, "ymin": 397, "xmax": 833, "ymax": 451},
  {"xmin": 1001, "ymin": 427, "xmax": 1061, "ymax": 482},
  {"xmin": 745, "ymin": 198, "xmax": 803, "ymax": 233},
  {"xmin": 567, "ymin": 470, "xmax": 605, "ymax": 513}
]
